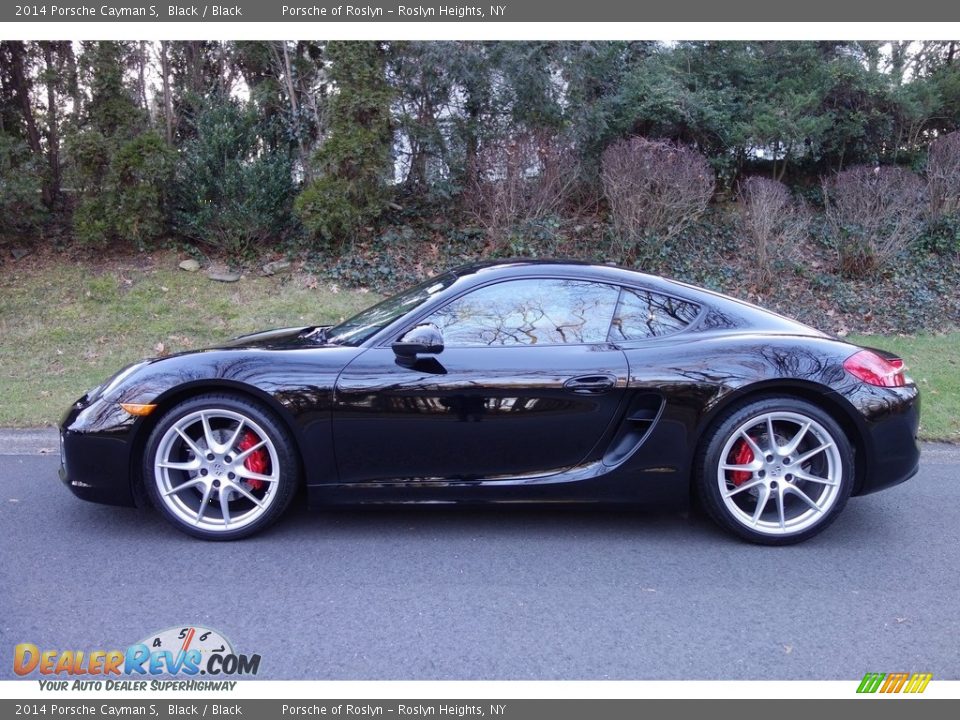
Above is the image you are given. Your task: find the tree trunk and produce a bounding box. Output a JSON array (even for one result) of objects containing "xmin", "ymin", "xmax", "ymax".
[
  {"xmin": 137, "ymin": 41, "xmax": 148, "ymax": 112},
  {"xmin": 185, "ymin": 42, "xmax": 203, "ymax": 95},
  {"xmin": 218, "ymin": 40, "xmax": 227, "ymax": 93},
  {"xmin": 299, "ymin": 41, "xmax": 326, "ymax": 154},
  {"xmin": 278, "ymin": 42, "xmax": 300, "ymax": 120},
  {"xmin": 9, "ymin": 41, "xmax": 50, "ymax": 206},
  {"xmin": 890, "ymin": 41, "xmax": 909, "ymax": 85},
  {"xmin": 274, "ymin": 41, "xmax": 310, "ymax": 181},
  {"xmin": 42, "ymin": 42, "xmax": 60, "ymax": 208},
  {"xmin": 776, "ymin": 141, "xmax": 792, "ymax": 182},
  {"xmin": 159, "ymin": 41, "xmax": 174, "ymax": 143},
  {"xmin": 61, "ymin": 41, "xmax": 82, "ymax": 115},
  {"xmin": 464, "ymin": 91, "xmax": 481, "ymax": 190},
  {"xmin": 407, "ymin": 70, "xmax": 434, "ymax": 192}
]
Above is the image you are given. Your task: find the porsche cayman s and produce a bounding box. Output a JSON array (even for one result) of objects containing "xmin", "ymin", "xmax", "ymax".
[{"xmin": 60, "ymin": 260, "xmax": 920, "ymax": 544}]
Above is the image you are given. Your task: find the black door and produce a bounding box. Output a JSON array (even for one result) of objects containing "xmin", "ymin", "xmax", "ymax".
[{"xmin": 333, "ymin": 278, "xmax": 629, "ymax": 483}]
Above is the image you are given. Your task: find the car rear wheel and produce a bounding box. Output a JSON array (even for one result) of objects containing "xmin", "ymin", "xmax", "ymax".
[
  {"xmin": 143, "ymin": 393, "xmax": 299, "ymax": 540},
  {"xmin": 696, "ymin": 397, "xmax": 854, "ymax": 545}
]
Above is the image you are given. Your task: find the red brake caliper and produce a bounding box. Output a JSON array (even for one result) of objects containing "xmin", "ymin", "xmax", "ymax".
[
  {"xmin": 729, "ymin": 439, "xmax": 754, "ymax": 486},
  {"xmin": 236, "ymin": 430, "xmax": 268, "ymax": 491}
]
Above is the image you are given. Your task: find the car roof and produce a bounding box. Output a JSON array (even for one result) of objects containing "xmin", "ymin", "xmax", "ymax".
[{"xmin": 448, "ymin": 258, "xmax": 697, "ymax": 297}]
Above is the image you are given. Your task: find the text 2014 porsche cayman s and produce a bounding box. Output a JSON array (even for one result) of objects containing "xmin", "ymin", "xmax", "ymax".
[{"xmin": 60, "ymin": 260, "xmax": 920, "ymax": 543}]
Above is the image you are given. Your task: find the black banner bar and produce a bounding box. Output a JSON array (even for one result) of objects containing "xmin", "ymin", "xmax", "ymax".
[{"xmin": 3, "ymin": 0, "xmax": 960, "ymax": 23}]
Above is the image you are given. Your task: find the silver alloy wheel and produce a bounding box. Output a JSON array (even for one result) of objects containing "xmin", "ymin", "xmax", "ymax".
[
  {"xmin": 716, "ymin": 410, "xmax": 843, "ymax": 537},
  {"xmin": 153, "ymin": 409, "xmax": 280, "ymax": 533}
]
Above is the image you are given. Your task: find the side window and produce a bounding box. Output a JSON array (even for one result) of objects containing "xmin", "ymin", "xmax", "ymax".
[
  {"xmin": 427, "ymin": 279, "xmax": 620, "ymax": 347},
  {"xmin": 610, "ymin": 288, "xmax": 700, "ymax": 341}
]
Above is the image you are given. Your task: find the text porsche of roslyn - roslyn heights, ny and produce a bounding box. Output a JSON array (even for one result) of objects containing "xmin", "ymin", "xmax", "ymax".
[{"xmin": 281, "ymin": 5, "xmax": 508, "ymax": 19}]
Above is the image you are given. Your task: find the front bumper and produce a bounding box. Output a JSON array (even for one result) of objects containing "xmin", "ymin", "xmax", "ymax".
[{"xmin": 59, "ymin": 396, "xmax": 138, "ymax": 507}]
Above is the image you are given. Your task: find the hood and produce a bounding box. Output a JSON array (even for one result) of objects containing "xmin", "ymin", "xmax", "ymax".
[
  {"xmin": 218, "ymin": 325, "xmax": 328, "ymax": 349},
  {"xmin": 81, "ymin": 326, "xmax": 358, "ymax": 415}
]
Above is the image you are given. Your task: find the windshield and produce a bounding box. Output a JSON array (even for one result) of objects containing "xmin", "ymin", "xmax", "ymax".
[{"xmin": 325, "ymin": 272, "xmax": 458, "ymax": 346}]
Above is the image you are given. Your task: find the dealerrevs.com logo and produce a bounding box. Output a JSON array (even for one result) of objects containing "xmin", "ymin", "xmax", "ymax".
[
  {"xmin": 857, "ymin": 672, "xmax": 932, "ymax": 694},
  {"xmin": 13, "ymin": 626, "xmax": 260, "ymax": 691}
]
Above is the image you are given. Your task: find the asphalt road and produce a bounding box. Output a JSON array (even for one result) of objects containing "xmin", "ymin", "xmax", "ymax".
[{"xmin": 1, "ymin": 437, "xmax": 958, "ymax": 681}]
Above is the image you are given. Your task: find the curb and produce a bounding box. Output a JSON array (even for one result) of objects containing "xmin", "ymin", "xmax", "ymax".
[
  {"xmin": 0, "ymin": 428, "xmax": 60, "ymax": 456},
  {"xmin": 918, "ymin": 442, "xmax": 960, "ymax": 463}
]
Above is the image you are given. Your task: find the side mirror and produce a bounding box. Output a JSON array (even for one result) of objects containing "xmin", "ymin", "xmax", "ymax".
[{"xmin": 393, "ymin": 323, "xmax": 444, "ymax": 361}]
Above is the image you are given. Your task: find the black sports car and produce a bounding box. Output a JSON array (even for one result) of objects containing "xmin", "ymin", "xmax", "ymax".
[{"xmin": 60, "ymin": 260, "xmax": 920, "ymax": 544}]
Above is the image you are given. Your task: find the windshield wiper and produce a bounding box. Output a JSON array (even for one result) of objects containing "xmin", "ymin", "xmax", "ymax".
[{"xmin": 303, "ymin": 326, "xmax": 329, "ymax": 343}]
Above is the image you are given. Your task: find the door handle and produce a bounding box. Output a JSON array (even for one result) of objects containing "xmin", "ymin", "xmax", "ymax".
[{"xmin": 563, "ymin": 374, "xmax": 616, "ymax": 394}]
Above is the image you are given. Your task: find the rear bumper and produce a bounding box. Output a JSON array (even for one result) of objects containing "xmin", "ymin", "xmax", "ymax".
[
  {"xmin": 846, "ymin": 384, "xmax": 921, "ymax": 496},
  {"xmin": 59, "ymin": 398, "xmax": 137, "ymax": 507}
]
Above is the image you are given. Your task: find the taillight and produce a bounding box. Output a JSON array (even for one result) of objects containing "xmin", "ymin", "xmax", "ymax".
[{"xmin": 843, "ymin": 350, "xmax": 906, "ymax": 387}]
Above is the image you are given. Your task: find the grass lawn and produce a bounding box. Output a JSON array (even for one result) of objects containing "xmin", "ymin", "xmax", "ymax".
[
  {"xmin": 0, "ymin": 251, "xmax": 956, "ymax": 441},
  {"xmin": 0, "ymin": 250, "xmax": 376, "ymax": 427}
]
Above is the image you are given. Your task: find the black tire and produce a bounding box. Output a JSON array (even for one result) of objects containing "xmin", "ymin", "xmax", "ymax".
[
  {"xmin": 695, "ymin": 396, "xmax": 854, "ymax": 545},
  {"xmin": 143, "ymin": 393, "xmax": 300, "ymax": 540}
]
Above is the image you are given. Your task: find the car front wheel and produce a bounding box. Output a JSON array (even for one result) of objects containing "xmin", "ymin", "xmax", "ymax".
[
  {"xmin": 143, "ymin": 393, "xmax": 299, "ymax": 540},
  {"xmin": 696, "ymin": 397, "xmax": 854, "ymax": 545}
]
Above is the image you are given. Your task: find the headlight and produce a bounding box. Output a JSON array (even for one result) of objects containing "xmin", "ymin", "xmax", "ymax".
[{"xmin": 84, "ymin": 383, "xmax": 105, "ymax": 401}]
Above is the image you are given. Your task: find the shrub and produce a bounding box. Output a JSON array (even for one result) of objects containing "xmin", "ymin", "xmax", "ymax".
[
  {"xmin": 467, "ymin": 131, "xmax": 579, "ymax": 246},
  {"xmin": 72, "ymin": 197, "xmax": 111, "ymax": 246},
  {"xmin": 0, "ymin": 133, "xmax": 47, "ymax": 239},
  {"xmin": 737, "ymin": 177, "xmax": 808, "ymax": 285},
  {"xmin": 918, "ymin": 215, "xmax": 960, "ymax": 259},
  {"xmin": 927, "ymin": 130, "xmax": 960, "ymax": 219},
  {"xmin": 64, "ymin": 129, "xmax": 110, "ymax": 196},
  {"xmin": 295, "ymin": 173, "xmax": 377, "ymax": 244},
  {"xmin": 174, "ymin": 97, "xmax": 295, "ymax": 258},
  {"xmin": 110, "ymin": 134, "xmax": 172, "ymax": 248},
  {"xmin": 295, "ymin": 41, "xmax": 393, "ymax": 245},
  {"xmin": 600, "ymin": 137, "xmax": 714, "ymax": 260},
  {"xmin": 822, "ymin": 165, "xmax": 926, "ymax": 277},
  {"xmin": 68, "ymin": 130, "xmax": 173, "ymax": 248}
]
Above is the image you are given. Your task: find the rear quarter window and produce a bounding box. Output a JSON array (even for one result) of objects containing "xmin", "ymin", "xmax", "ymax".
[{"xmin": 609, "ymin": 288, "xmax": 701, "ymax": 341}]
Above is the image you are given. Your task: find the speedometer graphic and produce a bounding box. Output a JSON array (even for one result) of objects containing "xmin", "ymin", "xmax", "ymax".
[{"xmin": 135, "ymin": 625, "xmax": 234, "ymax": 674}]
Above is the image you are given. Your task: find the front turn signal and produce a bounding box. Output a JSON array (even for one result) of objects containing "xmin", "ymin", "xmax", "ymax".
[{"xmin": 119, "ymin": 403, "xmax": 157, "ymax": 416}]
